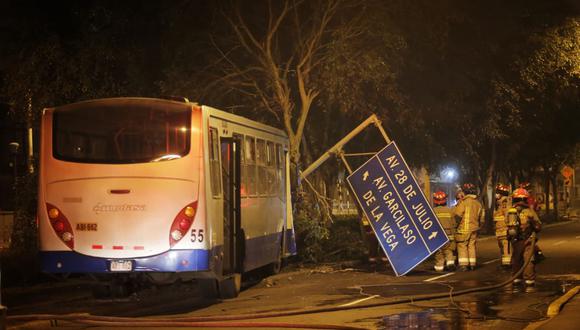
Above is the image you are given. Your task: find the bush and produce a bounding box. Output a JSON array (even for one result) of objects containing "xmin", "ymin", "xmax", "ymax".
[
  {"xmin": 321, "ymin": 216, "xmax": 366, "ymax": 262},
  {"xmin": 293, "ymin": 192, "xmax": 330, "ymax": 263},
  {"xmin": 1, "ymin": 249, "xmax": 42, "ymax": 286},
  {"xmin": 1, "ymin": 172, "xmax": 41, "ymax": 287},
  {"xmin": 293, "ymin": 190, "xmax": 367, "ymax": 264},
  {"xmin": 10, "ymin": 172, "xmax": 38, "ymax": 255}
]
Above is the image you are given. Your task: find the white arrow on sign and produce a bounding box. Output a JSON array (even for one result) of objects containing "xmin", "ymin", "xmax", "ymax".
[
  {"xmin": 428, "ymin": 231, "xmax": 438, "ymax": 240},
  {"xmin": 362, "ymin": 171, "xmax": 369, "ymax": 181}
]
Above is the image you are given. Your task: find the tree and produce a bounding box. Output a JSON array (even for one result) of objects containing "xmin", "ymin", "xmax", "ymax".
[
  {"xmin": 0, "ymin": 0, "xmax": 166, "ymax": 252},
  {"xmin": 163, "ymin": 0, "xmax": 370, "ymax": 170},
  {"xmin": 513, "ymin": 17, "xmax": 580, "ymax": 216}
]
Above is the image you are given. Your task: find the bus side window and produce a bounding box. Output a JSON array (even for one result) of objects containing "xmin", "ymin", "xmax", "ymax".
[
  {"xmin": 266, "ymin": 141, "xmax": 277, "ymax": 196},
  {"xmin": 233, "ymin": 133, "xmax": 247, "ymax": 197},
  {"xmin": 209, "ymin": 127, "xmax": 221, "ymax": 197},
  {"xmin": 276, "ymin": 144, "xmax": 285, "ymax": 201},
  {"xmin": 256, "ymin": 139, "xmax": 267, "ymax": 196},
  {"xmin": 245, "ymin": 136, "xmax": 256, "ymax": 196}
]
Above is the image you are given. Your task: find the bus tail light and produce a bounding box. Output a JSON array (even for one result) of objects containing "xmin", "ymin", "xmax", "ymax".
[
  {"xmin": 46, "ymin": 203, "xmax": 74, "ymax": 249},
  {"xmin": 170, "ymin": 202, "xmax": 197, "ymax": 247}
]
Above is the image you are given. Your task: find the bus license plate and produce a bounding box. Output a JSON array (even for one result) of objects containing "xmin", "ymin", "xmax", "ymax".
[{"xmin": 110, "ymin": 260, "xmax": 132, "ymax": 272}]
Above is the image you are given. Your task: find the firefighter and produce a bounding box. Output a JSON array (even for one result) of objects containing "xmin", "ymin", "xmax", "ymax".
[
  {"xmin": 519, "ymin": 182, "xmax": 546, "ymax": 262},
  {"xmin": 432, "ymin": 191, "xmax": 457, "ymax": 272},
  {"xmin": 507, "ymin": 188, "xmax": 542, "ymax": 287},
  {"xmin": 519, "ymin": 182, "xmax": 538, "ymax": 210},
  {"xmin": 494, "ymin": 184, "xmax": 511, "ymax": 268},
  {"xmin": 454, "ymin": 183, "xmax": 484, "ymax": 271},
  {"xmin": 455, "ymin": 189, "xmax": 465, "ymax": 206}
]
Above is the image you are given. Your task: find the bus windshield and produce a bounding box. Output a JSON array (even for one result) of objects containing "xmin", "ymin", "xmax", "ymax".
[{"xmin": 53, "ymin": 100, "xmax": 191, "ymax": 164}]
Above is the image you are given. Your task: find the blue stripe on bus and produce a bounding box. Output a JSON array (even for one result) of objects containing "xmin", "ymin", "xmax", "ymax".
[
  {"xmin": 285, "ymin": 228, "xmax": 297, "ymax": 255},
  {"xmin": 40, "ymin": 249, "xmax": 210, "ymax": 273},
  {"xmin": 243, "ymin": 229, "xmax": 297, "ymax": 271},
  {"xmin": 40, "ymin": 229, "xmax": 297, "ymax": 274},
  {"xmin": 243, "ymin": 232, "xmax": 280, "ymax": 270}
]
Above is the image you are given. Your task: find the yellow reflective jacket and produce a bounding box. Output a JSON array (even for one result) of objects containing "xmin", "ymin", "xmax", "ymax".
[
  {"xmin": 493, "ymin": 197, "xmax": 509, "ymax": 236},
  {"xmin": 434, "ymin": 205, "xmax": 456, "ymax": 238},
  {"xmin": 517, "ymin": 207, "xmax": 542, "ymax": 233},
  {"xmin": 454, "ymin": 195, "xmax": 484, "ymax": 234}
]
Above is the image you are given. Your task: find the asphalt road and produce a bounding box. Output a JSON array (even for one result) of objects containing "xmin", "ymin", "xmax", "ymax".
[{"xmin": 6, "ymin": 219, "xmax": 580, "ymax": 329}]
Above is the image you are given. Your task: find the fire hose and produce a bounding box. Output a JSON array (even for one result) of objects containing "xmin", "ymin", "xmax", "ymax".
[{"xmin": 8, "ymin": 238, "xmax": 537, "ymax": 329}]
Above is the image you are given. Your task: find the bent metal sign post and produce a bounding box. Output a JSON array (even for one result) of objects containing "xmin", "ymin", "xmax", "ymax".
[{"xmin": 347, "ymin": 141, "xmax": 449, "ymax": 276}]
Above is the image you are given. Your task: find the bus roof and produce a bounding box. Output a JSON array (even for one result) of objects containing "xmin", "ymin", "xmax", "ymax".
[
  {"xmin": 204, "ymin": 105, "xmax": 287, "ymax": 139},
  {"xmin": 46, "ymin": 98, "xmax": 287, "ymax": 139},
  {"xmin": 46, "ymin": 97, "xmax": 193, "ymax": 113}
]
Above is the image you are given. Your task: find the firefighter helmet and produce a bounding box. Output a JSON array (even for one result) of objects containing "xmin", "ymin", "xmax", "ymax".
[
  {"xmin": 433, "ymin": 191, "xmax": 447, "ymax": 206},
  {"xmin": 462, "ymin": 183, "xmax": 477, "ymax": 195},
  {"xmin": 513, "ymin": 188, "xmax": 530, "ymax": 199},
  {"xmin": 512, "ymin": 188, "xmax": 530, "ymax": 205},
  {"xmin": 496, "ymin": 183, "xmax": 509, "ymax": 197}
]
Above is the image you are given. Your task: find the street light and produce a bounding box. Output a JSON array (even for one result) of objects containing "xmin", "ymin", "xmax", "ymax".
[{"xmin": 441, "ymin": 167, "xmax": 457, "ymax": 183}]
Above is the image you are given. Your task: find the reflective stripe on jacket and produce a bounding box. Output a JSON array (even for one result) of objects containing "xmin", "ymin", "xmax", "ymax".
[
  {"xmin": 454, "ymin": 195, "xmax": 483, "ymax": 234},
  {"xmin": 493, "ymin": 211, "xmax": 507, "ymax": 236},
  {"xmin": 494, "ymin": 197, "xmax": 509, "ymax": 236}
]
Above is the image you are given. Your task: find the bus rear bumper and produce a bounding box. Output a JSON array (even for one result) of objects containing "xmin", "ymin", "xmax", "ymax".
[{"xmin": 40, "ymin": 249, "xmax": 210, "ymax": 273}]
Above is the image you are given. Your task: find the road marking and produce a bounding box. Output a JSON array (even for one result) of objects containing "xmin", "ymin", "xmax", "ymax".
[
  {"xmin": 553, "ymin": 240, "xmax": 567, "ymax": 246},
  {"xmin": 575, "ymin": 236, "xmax": 580, "ymax": 239},
  {"xmin": 483, "ymin": 259, "xmax": 499, "ymax": 265},
  {"xmin": 339, "ymin": 294, "xmax": 379, "ymax": 307},
  {"xmin": 348, "ymin": 282, "xmax": 428, "ymax": 290},
  {"xmin": 424, "ymin": 272, "xmax": 454, "ymax": 282}
]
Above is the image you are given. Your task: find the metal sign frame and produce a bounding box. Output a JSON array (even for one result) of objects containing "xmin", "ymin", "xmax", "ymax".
[
  {"xmin": 346, "ymin": 141, "xmax": 449, "ymax": 275},
  {"xmin": 300, "ymin": 114, "xmax": 449, "ymax": 275}
]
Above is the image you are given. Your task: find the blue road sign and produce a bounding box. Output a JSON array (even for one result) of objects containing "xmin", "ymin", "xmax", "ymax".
[{"xmin": 347, "ymin": 141, "xmax": 449, "ymax": 276}]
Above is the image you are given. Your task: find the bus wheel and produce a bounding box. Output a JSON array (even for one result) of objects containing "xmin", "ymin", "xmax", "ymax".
[
  {"xmin": 91, "ymin": 283, "xmax": 111, "ymax": 299},
  {"xmin": 111, "ymin": 282, "xmax": 129, "ymax": 298},
  {"xmin": 198, "ymin": 278, "xmax": 219, "ymax": 299},
  {"xmin": 218, "ymin": 273, "xmax": 241, "ymax": 299},
  {"xmin": 267, "ymin": 237, "xmax": 284, "ymax": 275}
]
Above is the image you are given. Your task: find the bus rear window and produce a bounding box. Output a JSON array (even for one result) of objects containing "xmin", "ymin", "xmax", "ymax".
[{"xmin": 52, "ymin": 101, "xmax": 191, "ymax": 164}]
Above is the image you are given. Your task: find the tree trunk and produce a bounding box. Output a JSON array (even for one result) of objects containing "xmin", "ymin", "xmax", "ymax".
[
  {"xmin": 508, "ymin": 170, "xmax": 516, "ymax": 191},
  {"xmin": 551, "ymin": 174, "xmax": 559, "ymax": 220},
  {"xmin": 482, "ymin": 143, "xmax": 496, "ymax": 233},
  {"xmin": 489, "ymin": 171, "xmax": 499, "ymax": 231},
  {"xmin": 544, "ymin": 166, "xmax": 551, "ymax": 215}
]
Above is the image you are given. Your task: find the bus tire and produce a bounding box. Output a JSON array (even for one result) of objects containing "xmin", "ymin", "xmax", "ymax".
[
  {"xmin": 218, "ymin": 273, "xmax": 241, "ymax": 299},
  {"xmin": 198, "ymin": 278, "xmax": 219, "ymax": 299},
  {"xmin": 91, "ymin": 283, "xmax": 111, "ymax": 299},
  {"xmin": 111, "ymin": 282, "xmax": 129, "ymax": 298},
  {"xmin": 267, "ymin": 233, "xmax": 284, "ymax": 275}
]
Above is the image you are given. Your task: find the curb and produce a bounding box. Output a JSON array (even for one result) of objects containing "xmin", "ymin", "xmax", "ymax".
[
  {"xmin": 524, "ymin": 285, "xmax": 580, "ymax": 330},
  {"xmin": 546, "ymin": 285, "xmax": 580, "ymax": 317}
]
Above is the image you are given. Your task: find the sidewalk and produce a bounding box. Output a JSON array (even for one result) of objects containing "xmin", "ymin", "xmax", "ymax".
[
  {"xmin": 538, "ymin": 289, "xmax": 580, "ymax": 329},
  {"xmin": 506, "ymin": 219, "xmax": 580, "ymax": 330},
  {"xmin": 524, "ymin": 285, "xmax": 580, "ymax": 330}
]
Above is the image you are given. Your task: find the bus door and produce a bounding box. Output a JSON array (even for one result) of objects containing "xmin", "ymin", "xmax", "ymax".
[{"xmin": 220, "ymin": 138, "xmax": 243, "ymax": 275}]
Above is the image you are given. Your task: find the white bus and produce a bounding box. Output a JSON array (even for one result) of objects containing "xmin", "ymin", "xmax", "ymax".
[{"xmin": 38, "ymin": 97, "xmax": 296, "ymax": 298}]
